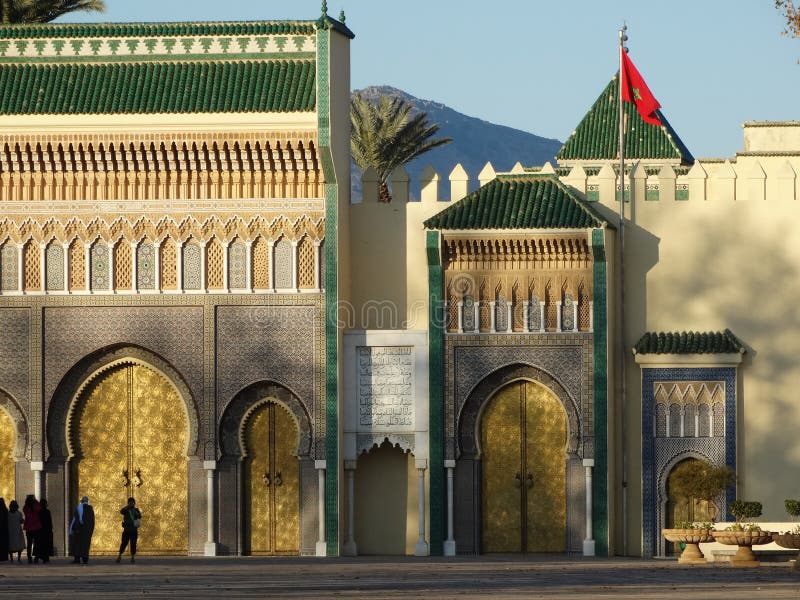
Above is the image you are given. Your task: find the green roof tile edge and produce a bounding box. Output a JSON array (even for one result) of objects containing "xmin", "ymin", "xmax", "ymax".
[
  {"xmin": 0, "ymin": 20, "xmax": 319, "ymax": 39},
  {"xmin": 423, "ymin": 174, "xmax": 609, "ymax": 231},
  {"xmin": 633, "ymin": 329, "xmax": 745, "ymax": 355}
]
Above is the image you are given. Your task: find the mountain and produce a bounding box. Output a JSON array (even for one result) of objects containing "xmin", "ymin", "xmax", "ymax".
[{"xmin": 351, "ymin": 85, "xmax": 563, "ymax": 200}]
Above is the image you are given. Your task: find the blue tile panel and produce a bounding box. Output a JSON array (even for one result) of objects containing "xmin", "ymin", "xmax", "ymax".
[{"xmin": 640, "ymin": 367, "xmax": 737, "ymax": 557}]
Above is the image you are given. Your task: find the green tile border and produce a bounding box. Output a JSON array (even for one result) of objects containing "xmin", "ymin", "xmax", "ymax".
[
  {"xmin": 591, "ymin": 228, "xmax": 609, "ymax": 556},
  {"xmin": 427, "ymin": 230, "xmax": 444, "ymax": 555},
  {"xmin": 317, "ymin": 25, "xmax": 339, "ymax": 557}
]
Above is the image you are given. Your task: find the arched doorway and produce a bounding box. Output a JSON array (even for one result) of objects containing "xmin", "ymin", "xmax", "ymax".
[
  {"xmin": 665, "ymin": 457, "xmax": 714, "ymax": 555},
  {"xmin": 242, "ymin": 401, "xmax": 299, "ymax": 555},
  {"xmin": 354, "ymin": 441, "xmax": 417, "ymax": 555},
  {"xmin": 481, "ymin": 379, "xmax": 567, "ymax": 553},
  {"xmin": 0, "ymin": 407, "xmax": 14, "ymax": 501},
  {"xmin": 69, "ymin": 363, "xmax": 188, "ymax": 554}
]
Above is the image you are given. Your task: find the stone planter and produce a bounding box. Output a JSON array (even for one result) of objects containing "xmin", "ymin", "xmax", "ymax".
[
  {"xmin": 662, "ymin": 529, "xmax": 715, "ymax": 564},
  {"xmin": 773, "ymin": 533, "xmax": 800, "ymax": 571},
  {"xmin": 711, "ymin": 530, "xmax": 774, "ymax": 567}
]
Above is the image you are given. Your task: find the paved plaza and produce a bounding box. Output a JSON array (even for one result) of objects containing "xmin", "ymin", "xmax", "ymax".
[{"xmin": 0, "ymin": 556, "xmax": 798, "ymax": 599}]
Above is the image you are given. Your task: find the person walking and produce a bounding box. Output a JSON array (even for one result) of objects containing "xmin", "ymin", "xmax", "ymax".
[
  {"xmin": 69, "ymin": 496, "xmax": 95, "ymax": 565},
  {"xmin": 115, "ymin": 497, "xmax": 142, "ymax": 563},
  {"xmin": 34, "ymin": 499, "xmax": 53, "ymax": 564},
  {"xmin": 0, "ymin": 498, "xmax": 8, "ymax": 562},
  {"xmin": 7, "ymin": 500, "xmax": 24, "ymax": 562},
  {"xmin": 22, "ymin": 495, "xmax": 41, "ymax": 564}
]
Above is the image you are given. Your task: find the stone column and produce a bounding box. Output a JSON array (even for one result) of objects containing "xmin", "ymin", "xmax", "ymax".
[
  {"xmin": 131, "ymin": 241, "xmax": 139, "ymax": 293},
  {"xmin": 16, "ymin": 244, "xmax": 24, "ymax": 292},
  {"xmin": 199, "ymin": 244, "xmax": 207, "ymax": 292},
  {"xmin": 583, "ymin": 458, "xmax": 595, "ymax": 556},
  {"xmin": 538, "ymin": 301, "xmax": 546, "ymax": 332},
  {"xmin": 31, "ymin": 461, "xmax": 44, "ymax": 500},
  {"xmin": 523, "ymin": 301, "xmax": 530, "ymax": 332},
  {"xmin": 176, "ymin": 242, "xmax": 183, "ymax": 292},
  {"xmin": 315, "ymin": 460, "xmax": 327, "ymax": 556},
  {"xmin": 556, "ymin": 301, "xmax": 562, "ymax": 332},
  {"xmin": 204, "ymin": 460, "xmax": 217, "ymax": 556},
  {"xmin": 108, "ymin": 243, "xmax": 115, "ymax": 292},
  {"xmin": 489, "ymin": 301, "xmax": 496, "ymax": 332},
  {"xmin": 62, "ymin": 246, "xmax": 69, "ymax": 293},
  {"xmin": 245, "ymin": 240, "xmax": 253, "ymax": 292},
  {"xmin": 84, "ymin": 243, "xmax": 91, "ymax": 292},
  {"xmin": 39, "ymin": 243, "xmax": 46, "ymax": 293},
  {"xmin": 291, "ymin": 240, "xmax": 299, "ymax": 292},
  {"xmin": 222, "ymin": 241, "xmax": 230, "ymax": 293},
  {"xmin": 153, "ymin": 242, "xmax": 161, "ymax": 293},
  {"xmin": 267, "ymin": 241, "xmax": 275, "ymax": 292},
  {"xmin": 444, "ymin": 459, "xmax": 456, "ymax": 556},
  {"xmin": 313, "ymin": 240, "xmax": 322, "ymax": 291},
  {"xmin": 456, "ymin": 301, "xmax": 463, "ymax": 333},
  {"xmin": 414, "ymin": 459, "xmax": 429, "ymax": 556},
  {"xmin": 343, "ymin": 461, "xmax": 357, "ymax": 556},
  {"xmin": 589, "ymin": 301, "xmax": 594, "ymax": 332}
]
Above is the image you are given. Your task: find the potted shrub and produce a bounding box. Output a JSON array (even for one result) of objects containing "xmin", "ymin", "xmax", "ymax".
[
  {"xmin": 662, "ymin": 460, "xmax": 735, "ymax": 564},
  {"xmin": 772, "ymin": 499, "xmax": 800, "ymax": 570},
  {"xmin": 711, "ymin": 501, "xmax": 774, "ymax": 567}
]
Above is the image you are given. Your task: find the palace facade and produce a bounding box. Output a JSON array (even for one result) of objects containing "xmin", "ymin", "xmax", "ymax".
[{"xmin": 0, "ymin": 6, "xmax": 798, "ymax": 559}]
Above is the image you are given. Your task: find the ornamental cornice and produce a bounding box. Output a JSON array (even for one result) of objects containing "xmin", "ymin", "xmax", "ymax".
[{"xmin": 0, "ymin": 213, "xmax": 325, "ymax": 245}]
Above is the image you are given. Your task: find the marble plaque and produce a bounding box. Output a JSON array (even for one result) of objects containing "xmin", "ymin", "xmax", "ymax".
[{"xmin": 357, "ymin": 346, "xmax": 415, "ymax": 432}]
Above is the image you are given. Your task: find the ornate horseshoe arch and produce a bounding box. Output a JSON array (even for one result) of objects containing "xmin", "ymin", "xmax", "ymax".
[
  {"xmin": 219, "ymin": 381, "xmax": 312, "ymax": 460},
  {"xmin": 47, "ymin": 344, "xmax": 200, "ymax": 461},
  {"xmin": 457, "ymin": 363, "xmax": 582, "ymax": 459}
]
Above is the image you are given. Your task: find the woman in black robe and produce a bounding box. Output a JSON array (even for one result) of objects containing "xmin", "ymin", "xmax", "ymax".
[
  {"xmin": 34, "ymin": 499, "xmax": 53, "ymax": 563},
  {"xmin": 0, "ymin": 498, "xmax": 8, "ymax": 561}
]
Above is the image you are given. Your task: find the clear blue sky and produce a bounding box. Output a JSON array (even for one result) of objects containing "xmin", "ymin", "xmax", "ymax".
[{"xmin": 59, "ymin": 0, "xmax": 799, "ymax": 159}]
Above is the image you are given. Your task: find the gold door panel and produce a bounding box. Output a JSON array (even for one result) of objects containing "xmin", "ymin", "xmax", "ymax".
[
  {"xmin": 70, "ymin": 364, "xmax": 188, "ymax": 554},
  {"xmin": 244, "ymin": 401, "xmax": 299, "ymax": 555},
  {"xmin": 481, "ymin": 384, "xmax": 523, "ymax": 553},
  {"xmin": 0, "ymin": 408, "xmax": 15, "ymax": 502},
  {"xmin": 481, "ymin": 380, "xmax": 567, "ymax": 553},
  {"xmin": 525, "ymin": 382, "xmax": 566, "ymax": 552}
]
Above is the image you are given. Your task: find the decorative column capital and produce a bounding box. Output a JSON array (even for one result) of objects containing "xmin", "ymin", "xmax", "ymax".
[{"xmin": 203, "ymin": 460, "xmax": 217, "ymax": 471}]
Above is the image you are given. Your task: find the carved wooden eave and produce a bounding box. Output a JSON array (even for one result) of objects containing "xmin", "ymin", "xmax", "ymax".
[{"xmin": 0, "ymin": 130, "xmax": 324, "ymax": 201}]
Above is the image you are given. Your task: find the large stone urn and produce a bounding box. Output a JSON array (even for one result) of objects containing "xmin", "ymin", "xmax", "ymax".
[
  {"xmin": 772, "ymin": 533, "xmax": 800, "ymax": 571},
  {"xmin": 710, "ymin": 530, "xmax": 774, "ymax": 567},
  {"xmin": 662, "ymin": 529, "xmax": 715, "ymax": 564}
]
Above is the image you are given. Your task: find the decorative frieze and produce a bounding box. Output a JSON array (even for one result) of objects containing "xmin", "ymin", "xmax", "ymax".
[{"xmin": 357, "ymin": 346, "xmax": 415, "ymax": 431}]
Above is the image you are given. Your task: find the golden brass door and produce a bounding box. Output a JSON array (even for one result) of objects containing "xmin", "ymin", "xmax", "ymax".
[
  {"xmin": 482, "ymin": 380, "xmax": 567, "ymax": 553},
  {"xmin": 0, "ymin": 408, "xmax": 14, "ymax": 502},
  {"xmin": 244, "ymin": 401, "xmax": 299, "ymax": 555},
  {"xmin": 70, "ymin": 364, "xmax": 188, "ymax": 554}
]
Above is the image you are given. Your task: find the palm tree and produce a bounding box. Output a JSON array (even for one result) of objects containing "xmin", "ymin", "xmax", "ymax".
[
  {"xmin": 351, "ymin": 92, "xmax": 452, "ymax": 202},
  {"xmin": 1, "ymin": 0, "xmax": 105, "ymax": 24}
]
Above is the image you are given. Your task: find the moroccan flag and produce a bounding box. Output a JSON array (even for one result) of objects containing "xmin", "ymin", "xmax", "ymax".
[{"xmin": 620, "ymin": 49, "xmax": 662, "ymax": 126}]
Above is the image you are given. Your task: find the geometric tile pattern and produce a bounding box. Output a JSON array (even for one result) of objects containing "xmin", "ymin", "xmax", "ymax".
[
  {"xmin": 1, "ymin": 243, "xmax": 17, "ymax": 291},
  {"xmin": 274, "ymin": 238, "xmax": 293, "ymax": 290},
  {"xmin": 136, "ymin": 242, "xmax": 155, "ymax": 290},
  {"xmin": 182, "ymin": 243, "xmax": 202, "ymax": 290},
  {"xmin": 90, "ymin": 241, "xmax": 109, "ymax": 291},
  {"xmin": 228, "ymin": 240, "xmax": 247, "ymax": 290},
  {"xmin": 45, "ymin": 243, "xmax": 64, "ymax": 291},
  {"xmin": 640, "ymin": 367, "xmax": 737, "ymax": 558}
]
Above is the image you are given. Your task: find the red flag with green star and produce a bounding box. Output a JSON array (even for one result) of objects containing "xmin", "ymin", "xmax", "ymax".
[{"xmin": 620, "ymin": 49, "xmax": 662, "ymax": 126}]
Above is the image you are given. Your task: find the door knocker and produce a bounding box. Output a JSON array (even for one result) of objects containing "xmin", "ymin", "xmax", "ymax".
[
  {"xmin": 263, "ymin": 472, "xmax": 271, "ymax": 487},
  {"xmin": 121, "ymin": 468, "xmax": 131, "ymax": 488},
  {"xmin": 274, "ymin": 472, "xmax": 282, "ymax": 487},
  {"xmin": 133, "ymin": 468, "xmax": 143, "ymax": 488}
]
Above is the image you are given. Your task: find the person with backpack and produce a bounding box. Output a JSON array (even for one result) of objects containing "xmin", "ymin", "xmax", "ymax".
[{"xmin": 115, "ymin": 497, "xmax": 142, "ymax": 563}]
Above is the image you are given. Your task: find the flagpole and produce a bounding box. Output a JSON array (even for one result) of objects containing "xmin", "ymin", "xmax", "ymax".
[{"xmin": 618, "ymin": 23, "xmax": 629, "ymax": 557}]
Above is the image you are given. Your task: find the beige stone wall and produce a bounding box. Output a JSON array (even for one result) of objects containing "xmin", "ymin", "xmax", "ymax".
[{"xmin": 581, "ymin": 122, "xmax": 800, "ymax": 553}]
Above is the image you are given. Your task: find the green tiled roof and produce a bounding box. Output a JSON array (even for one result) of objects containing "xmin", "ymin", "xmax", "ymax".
[
  {"xmin": 634, "ymin": 329, "xmax": 745, "ymax": 355},
  {"xmin": 0, "ymin": 59, "xmax": 315, "ymax": 114},
  {"xmin": 0, "ymin": 21, "xmax": 318, "ymax": 39},
  {"xmin": 423, "ymin": 174, "xmax": 608, "ymax": 230},
  {"xmin": 557, "ymin": 75, "xmax": 694, "ymax": 165}
]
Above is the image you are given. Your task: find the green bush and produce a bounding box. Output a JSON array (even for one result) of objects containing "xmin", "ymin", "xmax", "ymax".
[
  {"xmin": 785, "ymin": 499, "xmax": 800, "ymax": 520},
  {"xmin": 729, "ymin": 500, "xmax": 762, "ymax": 523}
]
